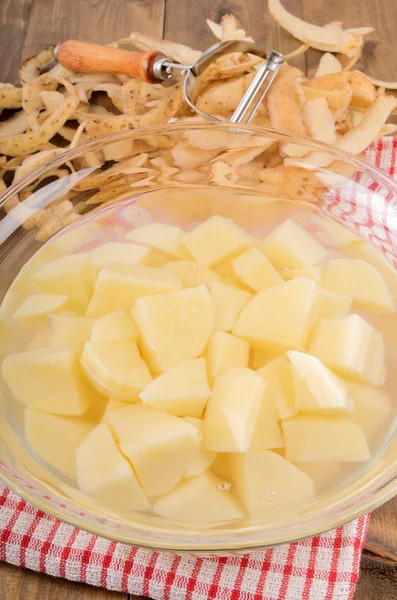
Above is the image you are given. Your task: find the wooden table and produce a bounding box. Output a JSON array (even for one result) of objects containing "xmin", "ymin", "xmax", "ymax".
[{"xmin": 1, "ymin": 0, "xmax": 397, "ymax": 598}]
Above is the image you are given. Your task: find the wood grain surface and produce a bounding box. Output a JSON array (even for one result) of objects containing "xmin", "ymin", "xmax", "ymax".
[{"xmin": 1, "ymin": 0, "xmax": 397, "ymax": 598}]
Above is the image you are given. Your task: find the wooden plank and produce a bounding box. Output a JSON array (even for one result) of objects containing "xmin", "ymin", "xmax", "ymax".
[
  {"xmin": 364, "ymin": 497, "xmax": 397, "ymax": 563},
  {"xmin": 163, "ymin": 0, "xmax": 306, "ymax": 71},
  {"xmin": 0, "ymin": 562, "xmax": 130, "ymax": 600},
  {"xmin": 354, "ymin": 555, "xmax": 397, "ymax": 599},
  {"xmin": 301, "ymin": 0, "xmax": 396, "ymax": 79},
  {"xmin": 21, "ymin": 0, "xmax": 166, "ymax": 63},
  {"xmin": 0, "ymin": 0, "xmax": 34, "ymax": 83}
]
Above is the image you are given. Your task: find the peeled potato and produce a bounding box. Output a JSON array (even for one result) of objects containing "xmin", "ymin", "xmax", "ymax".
[
  {"xmin": 208, "ymin": 281, "xmax": 251, "ymax": 332},
  {"xmin": 257, "ymin": 356, "xmax": 297, "ymax": 420},
  {"xmin": 2, "ymin": 347, "xmax": 99, "ymax": 415},
  {"xmin": 153, "ymin": 471, "xmax": 243, "ymax": 523},
  {"xmin": 12, "ymin": 293, "xmax": 68, "ymax": 325},
  {"xmin": 76, "ymin": 423, "xmax": 150, "ymax": 512},
  {"xmin": 87, "ymin": 264, "xmax": 182, "ymax": 317},
  {"xmin": 282, "ymin": 415, "xmax": 371, "ymax": 462},
  {"xmin": 140, "ymin": 358, "xmax": 210, "ymax": 417},
  {"xmin": 163, "ymin": 260, "xmax": 221, "ymax": 287},
  {"xmin": 317, "ymin": 289, "xmax": 352, "ymax": 319},
  {"xmin": 32, "ymin": 254, "xmax": 94, "ymax": 314},
  {"xmin": 108, "ymin": 405, "xmax": 197, "ymax": 498},
  {"xmin": 133, "ymin": 285, "xmax": 213, "ymax": 372},
  {"xmin": 125, "ymin": 223, "xmax": 191, "ymax": 259},
  {"xmin": 89, "ymin": 242, "xmax": 150, "ymax": 275},
  {"xmin": 181, "ymin": 215, "xmax": 254, "ymax": 267},
  {"xmin": 206, "ymin": 331, "xmax": 249, "ymax": 381},
  {"xmin": 233, "ymin": 278, "xmax": 320, "ymax": 351},
  {"xmin": 280, "ymin": 265, "xmax": 324, "ymax": 284},
  {"xmin": 25, "ymin": 409, "xmax": 95, "ymax": 480},
  {"xmin": 184, "ymin": 417, "xmax": 217, "ymax": 478},
  {"xmin": 323, "ymin": 259, "xmax": 394, "ymax": 313},
  {"xmin": 90, "ymin": 309, "xmax": 139, "ymax": 343},
  {"xmin": 81, "ymin": 339, "xmax": 152, "ymax": 401},
  {"xmin": 232, "ymin": 247, "xmax": 283, "ymax": 291},
  {"xmin": 287, "ymin": 350, "xmax": 353, "ymax": 413},
  {"xmin": 101, "ymin": 398, "xmax": 126, "ymax": 425},
  {"xmin": 346, "ymin": 382, "xmax": 392, "ymax": 439},
  {"xmin": 294, "ymin": 461, "xmax": 342, "ymax": 493},
  {"xmin": 262, "ymin": 219, "xmax": 327, "ymax": 269},
  {"xmin": 48, "ymin": 313, "xmax": 95, "ymax": 353},
  {"xmin": 227, "ymin": 450, "xmax": 315, "ymax": 517}
]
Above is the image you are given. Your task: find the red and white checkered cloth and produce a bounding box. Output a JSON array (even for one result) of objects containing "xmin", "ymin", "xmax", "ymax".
[{"xmin": 1, "ymin": 137, "xmax": 397, "ymax": 600}]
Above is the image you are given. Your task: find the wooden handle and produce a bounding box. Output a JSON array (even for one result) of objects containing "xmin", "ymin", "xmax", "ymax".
[{"xmin": 56, "ymin": 40, "xmax": 165, "ymax": 83}]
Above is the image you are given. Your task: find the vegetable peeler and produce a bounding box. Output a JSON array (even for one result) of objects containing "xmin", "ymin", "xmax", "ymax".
[{"xmin": 54, "ymin": 39, "xmax": 284, "ymax": 124}]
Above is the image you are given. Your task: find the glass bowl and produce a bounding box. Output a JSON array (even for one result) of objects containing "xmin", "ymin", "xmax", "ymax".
[{"xmin": 1, "ymin": 122, "xmax": 397, "ymax": 555}]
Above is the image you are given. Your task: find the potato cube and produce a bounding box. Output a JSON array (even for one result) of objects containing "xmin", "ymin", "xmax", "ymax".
[
  {"xmin": 163, "ymin": 260, "xmax": 221, "ymax": 287},
  {"xmin": 282, "ymin": 415, "xmax": 371, "ymax": 462},
  {"xmin": 76, "ymin": 423, "xmax": 150, "ymax": 512},
  {"xmin": 32, "ymin": 253, "xmax": 94, "ymax": 313},
  {"xmin": 346, "ymin": 382, "xmax": 392, "ymax": 439},
  {"xmin": 12, "ymin": 294, "xmax": 68, "ymax": 325},
  {"xmin": 153, "ymin": 471, "xmax": 243, "ymax": 523},
  {"xmin": 317, "ymin": 289, "xmax": 352, "ymax": 319},
  {"xmin": 25, "ymin": 409, "xmax": 95, "ymax": 480},
  {"xmin": 181, "ymin": 216, "xmax": 253, "ymax": 266},
  {"xmin": 206, "ymin": 331, "xmax": 249, "ymax": 381},
  {"xmin": 257, "ymin": 357, "xmax": 297, "ymax": 420},
  {"xmin": 184, "ymin": 417, "xmax": 216, "ymax": 477},
  {"xmin": 101, "ymin": 398, "xmax": 126, "ymax": 425},
  {"xmin": 287, "ymin": 350, "xmax": 353, "ymax": 413},
  {"xmin": 232, "ymin": 247, "xmax": 283, "ymax": 292},
  {"xmin": 90, "ymin": 309, "xmax": 139, "ymax": 343},
  {"xmin": 279, "ymin": 265, "xmax": 324, "ymax": 284},
  {"xmin": 140, "ymin": 358, "xmax": 210, "ymax": 417},
  {"xmin": 262, "ymin": 219, "xmax": 327, "ymax": 269},
  {"xmin": 81, "ymin": 340, "xmax": 151, "ymax": 401},
  {"xmin": 294, "ymin": 462, "xmax": 342, "ymax": 493},
  {"xmin": 89, "ymin": 242, "xmax": 150, "ymax": 275},
  {"xmin": 227, "ymin": 451, "xmax": 315, "ymax": 517},
  {"xmin": 208, "ymin": 281, "xmax": 251, "ymax": 332},
  {"xmin": 133, "ymin": 285, "xmax": 213, "ymax": 372},
  {"xmin": 2, "ymin": 347, "xmax": 98, "ymax": 415},
  {"xmin": 323, "ymin": 259, "xmax": 394, "ymax": 313},
  {"xmin": 233, "ymin": 278, "xmax": 320, "ymax": 351},
  {"xmin": 48, "ymin": 314, "xmax": 96, "ymax": 353},
  {"xmin": 87, "ymin": 264, "xmax": 182, "ymax": 317},
  {"xmin": 125, "ymin": 223, "xmax": 190, "ymax": 259},
  {"xmin": 108, "ymin": 405, "xmax": 197, "ymax": 497}
]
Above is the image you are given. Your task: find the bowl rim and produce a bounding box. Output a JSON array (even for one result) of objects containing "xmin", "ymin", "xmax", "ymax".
[{"xmin": 1, "ymin": 121, "xmax": 397, "ymax": 552}]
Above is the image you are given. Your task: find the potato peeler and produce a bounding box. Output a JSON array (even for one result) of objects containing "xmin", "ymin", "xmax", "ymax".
[{"xmin": 54, "ymin": 39, "xmax": 284, "ymax": 124}]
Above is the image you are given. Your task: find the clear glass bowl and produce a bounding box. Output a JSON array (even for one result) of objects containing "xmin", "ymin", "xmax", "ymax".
[{"xmin": 1, "ymin": 122, "xmax": 397, "ymax": 554}]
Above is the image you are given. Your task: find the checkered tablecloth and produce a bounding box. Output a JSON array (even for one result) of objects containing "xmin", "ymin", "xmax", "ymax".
[{"xmin": 2, "ymin": 137, "xmax": 397, "ymax": 599}]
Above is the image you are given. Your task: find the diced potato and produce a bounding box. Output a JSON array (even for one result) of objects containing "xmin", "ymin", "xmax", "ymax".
[
  {"xmin": 208, "ymin": 281, "xmax": 251, "ymax": 332},
  {"xmin": 140, "ymin": 358, "xmax": 210, "ymax": 417},
  {"xmin": 257, "ymin": 357, "xmax": 297, "ymax": 420},
  {"xmin": 163, "ymin": 260, "xmax": 221, "ymax": 287},
  {"xmin": 204, "ymin": 367, "xmax": 281, "ymax": 452},
  {"xmin": 32, "ymin": 254, "xmax": 94, "ymax": 313},
  {"xmin": 279, "ymin": 266, "xmax": 324, "ymax": 284},
  {"xmin": 262, "ymin": 219, "xmax": 327, "ymax": 269},
  {"xmin": 232, "ymin": 247, "xmax": 283, "ymax": 292},
  {"xmin": 90, "ymin": 309, "xmax": 139, "ymax": 343},
  {"xmin": 250, "ymin": 347, "xmax": 282, "ymax": 370},
  {"xmin": 294, "ymin": 462, "xmax": 342, "ymax": 492},
  {"xmin": 25, "ymin": 409, "xmax": 95, "ymax": 480},
  {"xmin": 132, "ymin": 285, "xmax": 213, "ymax": 372},
  {"xmin": 125, "ymin": 223, "xmax": 191, "ymax": 259},
  {"xmin": 342, "ymin": 241, "xmax": 397, "ymax": 303},
  {"xmin": 2, "ymin": 347, "xmax": 98, "ymax": 415},
  {"xmin": 184, "ymin": 417, "xmax": 216, "ymax": 477},
  {"xmin": 101, "ymin": 398, "xmax": 126, "ymax": 425},
  {"xmin": 227, "ymin": 451, "xmax": 315, "ymax": 517},
  {"xmin": 323, "ymin": 259, "xmax": 394, "ymax": 313},
  {"xmin": 81, "ymin": 340, "xmax": 152, "ymax": 401},
  {"xmin": 76, "ymin": 423, "xmax": 150, "ymax": 512},
  {"xmin": 282, "ymin": 415, "xmax": 371, "ymax": 462},
  {"xmin": 108, "ymin": 405, "xmax": 197, "ymax": 497},
  {"xmin": 206, "ymin": 331, "xmax": 249, "ymax": 381},
  {"xmin": 363, "ymin": 330, "xmax": 386, "ymax": 387},
  {"xmin": 181, "ymin": 216, "xmax": 253, "ymax": 267},
  {"xmin": 89, "ymin": 242, "xmax": 150, "ymax": 275},
  {"xmin": 346, "ymin": 382, "xmax": 392, "ymax": 439},
  {"xmin": 12, "ymin": 294, "xmax": 69, "ymax": 325},
  {"xmin": 87, "ymin": 264, "xmax": 182, "ymax": 317},
  {"xmin": 142, "ymin": 249, "xmax": 171, "ymax": 268},
  {"xmin": 317, "ymin": 289, "xmax": 352, "ymax": 319},
  {"xmin": 153, "ymin": 471, "xmax": 243, "ymax": 523},
  {"xmin": 26, "ymin": 327, "xmax": 49, "ymax": 350},
  {"xmin": 287, "ymin": 351, "xmax": 353, "ymax": 413},
  {"xmin": 233, "ymin": 278, "xmax": 320, "ymax": 351},
  {"xmin": 212, "ymin": 258, "xmax": 236, "ymax": 279},
  {"xmin": 308, "ymin": 314, "xmax": 384, "ymax": 385},
  {"xmin": 48, "ymin": 313, "xmax": 95, "ymax": 353},
  {"xmin": 319, "ymin": 219, "xmax": 360, "ymax": 248}
]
